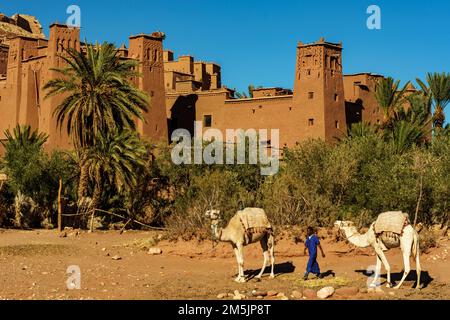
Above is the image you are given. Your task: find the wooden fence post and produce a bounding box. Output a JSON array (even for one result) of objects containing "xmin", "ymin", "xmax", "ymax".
[
  {"xmin": 89, "ymin": 209, "xmax": 95, "ymax": 232},
  {"xmin": 57, "ymin": 178, "xmax": 62, "ymax": 232}
]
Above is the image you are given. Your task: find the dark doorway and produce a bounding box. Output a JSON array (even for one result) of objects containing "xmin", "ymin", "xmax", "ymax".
[{"xmin": 168, "ymin": 94, "xmax": 198, "ymax": 141}]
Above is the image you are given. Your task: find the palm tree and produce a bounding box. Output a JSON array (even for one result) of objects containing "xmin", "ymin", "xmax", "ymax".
[
  {"xmin": 84, "ymin": 130, "xmax": 148, "ymax": 208},
  {"xmin": 235, "ymin": 84, "xmax": 263, "ymax": 99},
  {"xmin": 44, "ymin": 42, "xmax": 150, "ymax": 199},
  {"xmin": 374, "ymin": 77, "xmax": 410, "ymax": 128},
  {"xmin": 346, "ymin": 122, "xmax": 377, "ymax": 139},
  {"xmin": 416, "ymin": 72, "xmax": 450, "ymax": 129},
  {"xmin": 1, "ymin": 125, "xmax": 48, "ymax": 149},
  {"xmin": 44, "ymin": 42, "xmax": 149, "ymax": 148},
  {"xmin": 1, "ymin": 125, "xmax": 48, "ymax": 228},
  {"xmin": 387, "ymin": 93, "xmax": 432, "ymax": 153}
]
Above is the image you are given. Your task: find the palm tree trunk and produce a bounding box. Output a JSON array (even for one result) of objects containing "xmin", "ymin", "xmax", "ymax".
[
  {"xmin": 91, "ymin": 171, "xmax": 102, "ymax": 210},
  {"xmin": 433, "ymin": 105, "xmax": 445, "ymax": 129},
  {"xmin": 77, "ymin": 152, "xmax": 89, "ymax": 200}
]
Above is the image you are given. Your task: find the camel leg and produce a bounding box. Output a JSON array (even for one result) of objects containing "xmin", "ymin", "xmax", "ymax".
[
  {"xmin": 233, "ymin": 245, "xmax": 244, "ymax": 283},
  {"xmin": 255, "ymin": 236, "xmax": 268, "ymax": 279},
  {"xmin": 370, "ymin": 255, "xmax": 382, "ymax": 287},
  {"xmin": 373, "ymin": 245, "xmax": 392, "ymax": 287},
  {"xmin": 234, "ymin": 243, "xmax": 246, "ymax": 283},
  {"xmin": 394, "ymin": 237, "xmax": 413, "ymax": 290},
  {"xmin": 268, "ymin": 233, "xmax": 275, "ymax": 278},
  {"xmin": 415, "ymin": 236, "xmax": 422, "ymax": 290},
  {"xmin": 394, "ymin": 251, "xmax": 411, "ymax": 289}
]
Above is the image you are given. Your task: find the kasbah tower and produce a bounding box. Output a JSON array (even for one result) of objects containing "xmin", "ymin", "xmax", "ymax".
[{"xmin": 0, "ymin": 14, "xmax": 396, "ymax": 153}]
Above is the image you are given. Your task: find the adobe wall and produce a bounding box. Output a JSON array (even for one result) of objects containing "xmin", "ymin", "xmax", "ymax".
[
  {"xmin": 221, "ymin": 96, "xmax": 297, "ymax": 148},
  {"xmin": 0, "ymin": 44, "xmax": 8, "ymax": 75},
  {"xmin": 343, "ymin": 73, "xmax": 382, "ymax": 126},
  {"xmin": 322, "ymin": 45, "xmax": 346, "ymax": 141},
  {"xmin": 128, "ymin": 34, "xmax": 168, "ymax": 143}
]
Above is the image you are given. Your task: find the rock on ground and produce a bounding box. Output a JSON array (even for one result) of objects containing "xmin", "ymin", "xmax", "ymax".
[
  {"xmin": 148, "ymin": 248, "xmax": 163, "ymax": 255},
  {"xmin": 317, "ymin": 286, "xmax": 335, "ymax": 299},
  {"xmin": 302, "ymin": 289, "xmax": 316, "ymax": 299},
  {"xmin": 335, "ymin": 287, "xmax": 359, "ymax": 296},
  {"xmin": 291, "ymin": 290, "xmax": 303, "ymax": 299},
  {"xmin": 233, "ymin": 290, "xmax": 246, "ymax": 300},
  {"xmin": 267, "ymin": 291, "xmax": 278, "ymax": 297},
  {"xmin": 251, "ymin": 290, "xmax": 267, "ymax": 297}
]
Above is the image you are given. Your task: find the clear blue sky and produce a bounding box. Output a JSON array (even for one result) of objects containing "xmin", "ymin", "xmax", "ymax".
[{"xmin": 3, "ymin": 0, "xmax": 450, "ymax": 120}]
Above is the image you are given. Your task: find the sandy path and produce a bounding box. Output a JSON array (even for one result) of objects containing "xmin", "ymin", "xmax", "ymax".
[{"xmin": 0, "ymin": 229, "xmax": 448, "ymax": 300}]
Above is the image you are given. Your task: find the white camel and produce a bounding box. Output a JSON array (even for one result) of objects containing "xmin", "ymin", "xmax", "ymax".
[
  {"xmin": 205, "ymin": 208, "xmax": 275, "ymax": 283},
  {"xmin": 335, "ymin": 219, "xmax": 421, "ymax": 289}
]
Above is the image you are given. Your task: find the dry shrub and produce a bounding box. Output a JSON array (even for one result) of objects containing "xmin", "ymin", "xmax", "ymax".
[
  {"xmin": 419, "ymin": 227, "xmax": 439, "ymax": 253},
  {"xmin": 164, "ymin": 169, "xmax": 250, "ymax": 240}
]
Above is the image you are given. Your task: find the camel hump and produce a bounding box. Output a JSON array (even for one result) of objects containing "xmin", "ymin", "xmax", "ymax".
[
  {"xmin": 237, "ymin": 208, "xmax": 272, "ymax": 231},
  {"xmin": 374, "ymin": 211, "xmax": 410, "ymax": 235}
]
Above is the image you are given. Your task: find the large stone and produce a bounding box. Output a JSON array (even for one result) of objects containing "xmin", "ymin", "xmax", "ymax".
[
  {"xmin": 148, "ymin": 248, "xmax": 162, "ymax": 255},
  {"xmin": 292, "ymin": 290, "xmax": 303, "ymax": 299},
  {"xmin": 317, "ymin": 286, "xmax": 335, "ymax": 299},
  {"xmin": 335, "ymin": 287, "xmax": 359, "ymax": 296},
  {"xmin": 267, "ymin": 290, "xmax": 278, "ymax": 297},
  {"xmin": 233, "ymin": 290, "xmax": 245, "ymax": 300},
  {"xmin": 251, "ymin": 290, "xmax": 267, "ymax": 297},
  {"xmin": 217, "ymin": 293, "xmax": 227, "ymax": 299},
  {"xmin": 302, "ymin": 289, "xmax": 316, "ymax": 299},
  {"xmin": 111, "ymin": 255, "xmax": 122, "ymax": 260}
]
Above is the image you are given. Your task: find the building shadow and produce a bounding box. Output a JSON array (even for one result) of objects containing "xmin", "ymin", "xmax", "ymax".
[{"xmin": 355, "ymin": 269, "xmax": 433, "ymax": 289}]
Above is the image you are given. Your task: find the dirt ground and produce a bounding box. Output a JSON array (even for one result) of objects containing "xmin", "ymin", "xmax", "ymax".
[{"xmin": 0, "ymin": 228, "xmax": 448, "ymax": 300}]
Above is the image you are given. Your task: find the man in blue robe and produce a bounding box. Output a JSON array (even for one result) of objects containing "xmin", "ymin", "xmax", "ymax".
[{"xmin": 303, "ymin": 227, "xmax": 325, "ymax": 280}]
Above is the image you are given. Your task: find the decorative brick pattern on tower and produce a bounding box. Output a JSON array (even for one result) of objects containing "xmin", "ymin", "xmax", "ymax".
[
  {"xmin": 40, "ymin": 24, "xmax": 80, "ymax": 150},
  {"xmin": 129, "ymin": 33, "xmax": 168, "ymax": 142},
  {"xmin": 292, "ymin": 39, "xmax": 346, "ymax": 141}
]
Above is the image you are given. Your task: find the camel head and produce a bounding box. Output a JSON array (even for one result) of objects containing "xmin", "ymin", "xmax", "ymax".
[
  {"xmin": 205, "ymin": 209, "xmax": 221, "ymax": 221},
  {"xmin": 334, "ymin": 220, "xmax": 355, "ymax": 230},
  {"xmin": 205, "ymin": 209, "xmax": 222, "ymax": 242}
]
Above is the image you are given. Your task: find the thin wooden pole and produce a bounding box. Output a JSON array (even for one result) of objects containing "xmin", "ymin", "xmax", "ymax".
[
  {"xmin": 119, "ymin": 218, "xmax": 133, "ymax": 235},
  {"xmin": 414, "ymin": 174, "xmax": 423, "ymax": 228},
  {"xmin": 57, "ymin": 178, "xmax": 63, "ymax": 232},
  {"xmin": 89, "ymin": 210, "xmax": 95, "ymax": 232}
]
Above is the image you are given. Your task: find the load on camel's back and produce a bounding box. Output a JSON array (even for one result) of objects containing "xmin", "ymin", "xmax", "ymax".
[
  {"xmin": 374, "ymin": 211, "xmax": 410, "ymax": 249},
  {"xmin": 237, "ymin": 208, "xmax": 273, "ymax": 244}
]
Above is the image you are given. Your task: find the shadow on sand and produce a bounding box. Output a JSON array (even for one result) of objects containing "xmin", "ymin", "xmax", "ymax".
[
  {"xmin": 241, "ymin": 261, "xmax": 296, "ymax": 281},
  {"xmin": 355, "ymin": 269, "xmax": 433, "ymax": 289}
]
